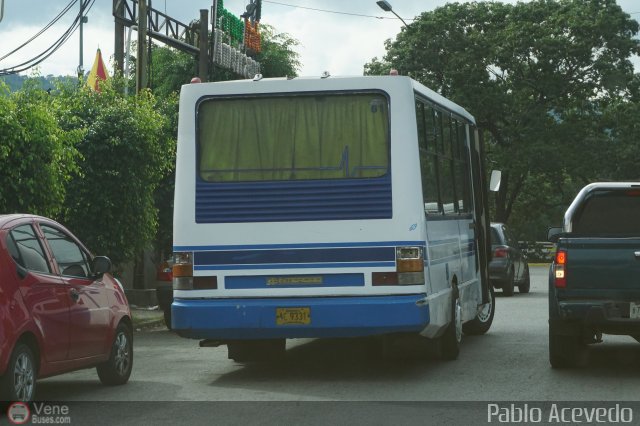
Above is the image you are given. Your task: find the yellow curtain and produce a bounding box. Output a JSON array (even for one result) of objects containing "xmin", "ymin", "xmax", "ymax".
[{"xmin": 198, "ymin": 93, "xmax": 389, "ymax": 182}]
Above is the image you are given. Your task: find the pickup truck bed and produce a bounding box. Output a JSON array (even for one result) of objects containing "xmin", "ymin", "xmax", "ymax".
[{"xmin": 548, "ymin": 183, "xmax": 640, "ymax": 368}]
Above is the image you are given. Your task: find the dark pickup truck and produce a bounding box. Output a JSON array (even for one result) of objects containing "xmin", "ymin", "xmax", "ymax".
[{"xmin": 547, "ymin": 182, "xmax": 640, "ymax": 368}]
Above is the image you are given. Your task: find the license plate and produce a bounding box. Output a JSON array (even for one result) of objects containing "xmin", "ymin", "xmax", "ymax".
[
  {"xmin": 276, "ymin": 307, "xmax": 310, "ymax": 325},
  {"xmin": 630, "ymin": 302, "xmax": 640, "ymax": 319}
]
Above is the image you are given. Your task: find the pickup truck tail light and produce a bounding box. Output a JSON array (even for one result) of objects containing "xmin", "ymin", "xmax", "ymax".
[
  {"xmin": 554, "ymin": 250, "xmax": 567, "ymax": 288},
  {"xmin": 493, "ymin": 246, "xmax": 508, "ymax": 258}
]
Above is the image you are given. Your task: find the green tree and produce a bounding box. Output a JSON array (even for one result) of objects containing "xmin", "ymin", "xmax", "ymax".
[
  {"xmin": 53, "ymin": 79, "xmax": 172, "ymax": 268},
  {"xmin": 141, "ymin": 22, "xmax": 300, "ymax": 257},
  {"xmin": 0, "ymin": 80, "xmax": 80, "ymax": 216},
  {"xmin": 149, "ymin": 44, "xmax": 197, "ymax": 98},
  {"xmin": 366, "ymin": 0, "xmax": 639, "ymax": 236},
  {"xmin": 256, "ymin": 24, "xmax": 300, "ymax": 78},
  {"xmin": 599, "ymin": 73, "xmax": 640, "ymax": 181}
]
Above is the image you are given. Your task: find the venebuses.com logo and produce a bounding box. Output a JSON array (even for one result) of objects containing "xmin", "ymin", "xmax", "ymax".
[
  {"xmin": 6, "ymin": 402, "xmax": 71, "ymax": 424},
  {"xmin": 7, "ymin": 402, "xmax": 30, "ymax": 425}
]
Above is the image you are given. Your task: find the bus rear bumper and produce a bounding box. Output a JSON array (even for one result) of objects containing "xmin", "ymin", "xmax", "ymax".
[{"xmin": 172, "ymin": 295, "xmax": 429, "ymax": 339}]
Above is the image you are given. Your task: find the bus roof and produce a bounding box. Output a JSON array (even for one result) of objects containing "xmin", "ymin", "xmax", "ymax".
[{"xmin": 181, "ymin": 75, "xmax": 476, "ymax": 125}]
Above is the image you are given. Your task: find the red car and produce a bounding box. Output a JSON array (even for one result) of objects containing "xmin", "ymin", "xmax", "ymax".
[{"xmin": 0, "ymin": 215, "xmax": 133, "ymax": 401}]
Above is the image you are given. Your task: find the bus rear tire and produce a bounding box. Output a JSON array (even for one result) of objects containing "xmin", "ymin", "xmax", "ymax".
[
  {"xmin": 228, "ymin": 339, "xmax": 286, "ymax": 362},
  {"xmin": 439, "ymin": 294, "xmax": 462, "ymax": 361},
  {"xmin": 462, "ymin": 286, "xmax": 495, "ymax": 336}
]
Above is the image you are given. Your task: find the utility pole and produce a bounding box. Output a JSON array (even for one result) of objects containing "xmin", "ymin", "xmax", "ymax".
[
  {"xmin": 114, "ymin": 0, "xmax": 125, "ymax": 75},
  {"xmin": 136, "ymin": 0, "xmax": 148, "ymax": 93},
  {"xmin": 78, "ymin": 0, "xmax": 88, "ymax": 79},
  {"xmin": 198, "ymin": 9, "xmax": 209, "ymax": 82}
]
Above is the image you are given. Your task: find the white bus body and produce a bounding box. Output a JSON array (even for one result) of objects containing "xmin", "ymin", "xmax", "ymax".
[{"xmin": 172, "ymin": 75, "xmax": 493, "ymax": 358}]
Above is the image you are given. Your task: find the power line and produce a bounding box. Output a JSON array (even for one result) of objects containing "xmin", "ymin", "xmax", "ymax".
[
  {"xmin": 0, "ymin": 0, "xmax": 96, "ymax": 75},
  {"xmin": 0, "ymin": 0, "xmax": 79, "ymax": 62},
  {"xmin": 262, "ymin": 0, "xmax": 414, "ymax": 21}
]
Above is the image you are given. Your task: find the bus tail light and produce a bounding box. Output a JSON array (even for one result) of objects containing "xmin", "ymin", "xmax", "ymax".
[
  {"xmin": 172, "ymin": 253, "xmax": 217, "ymax": 290},
  {"xmin": 396, "ymin": 247, "xmax": 424, "ymax": 272},
  {"xmin": 193, "ymin": 276, "xmax": 218, "ymax": 289},
  {"xmin": 173, "ymin": 252, "xmax": 194, "ymax": 290},
  {"xmin": 372, "ymin": 272, "xmax": 398, "ymax": 285},
  {"xmin": 373, "ymin": 247, "xmax": 425, "ymax": 286},
  {"xmin": 554, "ymin": 250, "xmax": 567, "ymax": 288},
  {"xmin": 396, "ymin": 247, "xmax": 425, "ymax": 285}
]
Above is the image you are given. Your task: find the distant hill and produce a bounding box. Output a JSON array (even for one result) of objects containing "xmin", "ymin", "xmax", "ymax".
[{"xmin": 0, "ymin": 74, "xmax": 78, "ymax": 92}]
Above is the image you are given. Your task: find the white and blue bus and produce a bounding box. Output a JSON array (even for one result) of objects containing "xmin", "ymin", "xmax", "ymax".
[{"xmin": 171, "ymin": 75, "xmax": 496, "ymax": 361}]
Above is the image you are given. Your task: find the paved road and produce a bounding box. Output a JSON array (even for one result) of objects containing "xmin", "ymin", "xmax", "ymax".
[{"xmin": 30, "ymin": 265, "xmax": 640, "ymax": 421}]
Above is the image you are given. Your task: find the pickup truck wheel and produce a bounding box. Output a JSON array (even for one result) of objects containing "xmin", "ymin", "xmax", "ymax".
[
  {"xmin": 463, "ymin": 286, "xmax": 495, "ymax": 335},
  {"xmin": 518, "ymin": 265, "xmax": 531, "ymax": 294},
  {"xmin": 439, "ymin": 294, "xmax": 462, "ymax": 360},
  {"xmin": 503, "ymin": 267, "xmax": 515, "ymax": 297},
  {"xmin": 549, "ymin": 324, "xmax": 582, "ymax": 368}
]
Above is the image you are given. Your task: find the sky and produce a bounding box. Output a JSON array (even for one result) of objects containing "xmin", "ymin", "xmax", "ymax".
[{"xmin": 0, "ymin": 0, "xmax": 638, "ymax": 78}]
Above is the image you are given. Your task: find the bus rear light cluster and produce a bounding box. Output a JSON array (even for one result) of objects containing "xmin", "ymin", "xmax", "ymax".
[
  {"xmin": 173, "ymin": 252, "xmax": 194, "ymax": 289},
  {"xmin": 372, "ymin": 272, "xmax": 398, "ymax": 285},
  {"xmin": 193, "ymin": 276, "xmax": 218, "ymax": 289},
  {"xmin": 396, "ymin": 247, "xmax": 424, "ymax": 272},
  {"xmin": 373, "ymin": 247, "xmax": 425, "ymax": 286},
  {"xmin": 172, "ymin": 252, "xmax": 218, "ymax": 290}
]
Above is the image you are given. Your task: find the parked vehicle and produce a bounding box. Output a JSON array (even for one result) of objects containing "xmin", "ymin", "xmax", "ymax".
[
  {"xmin": 548, "ymin": 182, "xmax": 640, "ymax": 368},
  {"xmin": 489, "ymin": 223, "xmax": 530, "ymax": 296},
  {"xmin": 0, "ymin": 214, "xmax": 133, "ymax": 401}
]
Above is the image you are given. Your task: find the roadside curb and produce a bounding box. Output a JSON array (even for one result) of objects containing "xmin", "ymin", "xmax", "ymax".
[
  {"xmin": 131, "ymin": 307, "xmax": 166, "ymax": 331},
  {"xmin": 133, "ymin": 318, "xmax": 166, "ymax": 331}
]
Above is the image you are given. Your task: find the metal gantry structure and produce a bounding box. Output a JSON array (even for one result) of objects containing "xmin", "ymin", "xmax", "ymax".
[{"xmin": 113, "ymin": 0, "xmax": 261, "ymax": 91}]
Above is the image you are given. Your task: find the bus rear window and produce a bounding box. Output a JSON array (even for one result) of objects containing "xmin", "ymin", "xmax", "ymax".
[
  {"xmin": 197, "ymin": 93, "xmax": 390, "ymax": 182},
  {"xmin": 572, "ymin": 190, "xmax": 640, "ymax": 235}
]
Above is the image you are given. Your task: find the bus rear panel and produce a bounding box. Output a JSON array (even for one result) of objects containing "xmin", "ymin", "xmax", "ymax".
[{"xmin": 172, "ymin": 75, "xmax": 490, "ymax": 350}]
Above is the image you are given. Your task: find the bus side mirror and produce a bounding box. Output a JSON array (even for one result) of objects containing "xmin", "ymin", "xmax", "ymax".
[{"xmin": 489, "ymin": 170, "xmax": 501, "ymax": 192}]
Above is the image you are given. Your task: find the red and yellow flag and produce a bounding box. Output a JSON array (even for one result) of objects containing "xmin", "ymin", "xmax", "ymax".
[{"xmin": 86, "ymin": 48, "xmax": 109, "ymax": 91}]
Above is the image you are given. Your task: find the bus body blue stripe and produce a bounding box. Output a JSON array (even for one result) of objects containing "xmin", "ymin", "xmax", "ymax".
[
  {"xmin": 174, "ymin": 240, "xmax": 425, "ymax": 251},
  {"xmin": 194, "ymin": 247, "xmax": 395, "ymax": 266},
  {"xmin": 194, "ymin": 261, "xmax": 396, "ymax": 271}
]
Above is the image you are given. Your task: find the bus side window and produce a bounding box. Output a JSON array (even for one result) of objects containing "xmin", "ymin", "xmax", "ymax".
[{"xmin": 416, "ymin": 100, "xmax": 441, "ymax": 215}]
